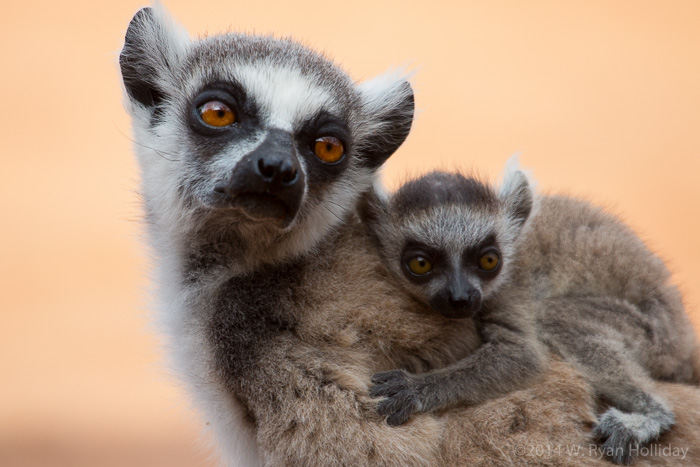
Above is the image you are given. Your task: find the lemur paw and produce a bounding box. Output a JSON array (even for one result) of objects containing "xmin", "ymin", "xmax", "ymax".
[{"xmin": 370, "ymin": 369, "xmax": 423, "ymax": 426}]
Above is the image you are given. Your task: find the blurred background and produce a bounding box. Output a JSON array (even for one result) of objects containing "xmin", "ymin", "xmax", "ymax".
[{"xmin": 1, "ymin": 1, "xmax": 699, "ymax": 465}]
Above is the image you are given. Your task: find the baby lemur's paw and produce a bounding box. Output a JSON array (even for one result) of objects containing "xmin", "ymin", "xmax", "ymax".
[
  {"xmin": 370, "ymin": 369, "xmax": 424, "ymax": 426},
  {"xmin": 593, "ymin": 407, "xmax": 674, "ymax": 465}
]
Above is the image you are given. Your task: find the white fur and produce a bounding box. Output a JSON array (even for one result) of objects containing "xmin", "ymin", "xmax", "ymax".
[
  {"xmin": 498, "ymin": 154, "xmax": 525, "ymax": 196},
  {"xmin": 235, "ymin": 64, "xmax": 337, "ymax": 131},
  {"xmin": 499, "ymin": 155, "xmax": 538, "ymax": 201},
  {"xmin": 498, "ymin": 154, "xmax": 540, "ymax": 228},
  {"xmin": 357, "ymin": 68, "xmax": 414, "ymax": 117},
  {"xmin": 155, "ymin": 254, "xmax": 261, "ymax": 467},
  {"xmin": 133, "ymin": 133, "xmax": 263, "ymax": 467}
]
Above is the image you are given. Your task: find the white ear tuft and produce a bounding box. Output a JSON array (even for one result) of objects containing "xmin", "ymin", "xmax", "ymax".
[
  {"xmin": 149, "ymin": 1, "xmax": 191, "ymax": 50},
  {"xmin": 498, "ymin": 154, "xmax": 538, "ymax": 231},
  {"xmin": 353, "ymin": 69, "xmax": 415, "ymax": 167},
  {"xmin": 357, "ymin": 68, "xmax": 415, "ymax": 117},
  {"xmin": 499, "ymin": 154, "xmax": 538, "ymax": 198}
]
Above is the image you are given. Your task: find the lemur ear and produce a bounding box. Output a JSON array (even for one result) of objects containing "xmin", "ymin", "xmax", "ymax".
[
  {"xmin": 358, "ymin": 182, "xmax": 390, "ymax": 225},
  {"xmin": 499, "ymin": 157, "xmax": 535, "ymax": 231},
  {"xmin": 119, "ymin": 5, "xmax": 189, "ymax": 110},
  {"xmin": 355, "ymin": 72, "xmax": 415, "ymax": 168}
]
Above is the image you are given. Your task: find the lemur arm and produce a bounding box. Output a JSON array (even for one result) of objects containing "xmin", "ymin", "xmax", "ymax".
[{"xmin": 371, "ymin": 306, "xmax": 547, "ymax": 426}]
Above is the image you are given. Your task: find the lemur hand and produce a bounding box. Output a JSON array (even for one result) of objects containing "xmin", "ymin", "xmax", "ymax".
[{"xmin": 370, "ymin": 369, "xmax": 424, "ymax": 426}]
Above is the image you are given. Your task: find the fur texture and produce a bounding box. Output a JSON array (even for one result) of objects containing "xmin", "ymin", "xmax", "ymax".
[
  {"xmin": 120, "ymin": 5, "xmax": 700, "ymax": 466},
  {"xmin": 523, "ymin": 195, "xmax": 699, "ymax": 464}
]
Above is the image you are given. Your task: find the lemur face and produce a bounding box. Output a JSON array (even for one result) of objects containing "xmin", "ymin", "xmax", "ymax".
[
  {"xmin": 399, "ymin": 220, "xmax": 503, "ymax": 319},
  {"xmin": 171, "ymin": 52, "xmax": 356, "ymax": 229},
  {"xmin": 120, "ymin": 7, "xmax": 413, "ymax": 242},
  {"xmin": 365, "ymin": 170, "xmax": 534, "ymax": 320},
  {"xmin": 392, "ymin": 198, "xmax": 508, "ymax": 320}
]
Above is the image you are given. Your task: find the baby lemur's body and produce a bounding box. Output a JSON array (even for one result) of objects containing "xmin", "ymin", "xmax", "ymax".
[{"xmin": 365, "ymin": 164, "xmax": 700, "ymax": 464}]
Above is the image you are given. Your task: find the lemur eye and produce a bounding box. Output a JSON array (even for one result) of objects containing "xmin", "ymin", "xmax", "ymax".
[
  {"xmin": 479, "ymin": 252, "xmax": 500, "ymax": 272},
  {"xmin": 407, "ymin": 256, "xmax": 433, "ymax": 275},
  {"xmin": 313, "ymin": 136, "xmax": 344, "ymax": 163},
  {"xmin": 199, "ymin": 101, "xmax": 236, "ymax": 127}
]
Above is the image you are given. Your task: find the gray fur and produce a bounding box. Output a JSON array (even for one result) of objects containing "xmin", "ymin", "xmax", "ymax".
[
  {"xmin": 525, "ymin": 195, "xmax": 699, "ymax": 464},
  {"xmin": 367, "ymin": 165, "xmax": 700, "ymax": 464}
]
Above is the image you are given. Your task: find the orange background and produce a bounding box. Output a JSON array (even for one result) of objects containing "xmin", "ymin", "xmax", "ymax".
[{"xmin": 1, "ymin": 1, "xmax": 699, "ymax": 466}]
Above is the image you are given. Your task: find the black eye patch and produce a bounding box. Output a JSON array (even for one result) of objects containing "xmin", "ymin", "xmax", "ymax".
[
  {"xmin": 188, "ymin": 81, "xmax": 259, "ymax": 136},
  {"xmin": 294, "ymin": 111, "xmax": 352, "ymax": 186},
  {"xmin": 184, "ymin": 82, "xmax": 263, "ymax": 159}
]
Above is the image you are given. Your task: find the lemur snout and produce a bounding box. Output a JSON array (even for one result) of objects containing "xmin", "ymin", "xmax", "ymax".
[
  {"xmin": 445, "ymin": 275, "xmax": 482, "ymax": 319},
  {"xmin": 214, "ymin": 130, "xmax": 305, "ymax": 223},
  {"xmin": 429, "ymin": 287, "xmax": 482, "ymax": 320}
]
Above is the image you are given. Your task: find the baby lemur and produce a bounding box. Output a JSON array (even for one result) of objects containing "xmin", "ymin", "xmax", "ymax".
[{"xmin": 364, "ymin": 162, "xmax": 700, "ymax": 465}]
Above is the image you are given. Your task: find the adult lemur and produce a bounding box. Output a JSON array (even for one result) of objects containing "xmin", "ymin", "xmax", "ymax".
[
  {"xmin": 364, "ymin": 162, "xmax": 700, "ymax": 464},
  {"xmin": 119, "ymin": 5, "xmax": 460, "ymax": 465},
  {"xmin": 120, "ymin": 4, "xmax": 700, "ymax": 466}
]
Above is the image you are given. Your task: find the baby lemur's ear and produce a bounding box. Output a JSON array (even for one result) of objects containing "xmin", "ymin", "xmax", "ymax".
[
  {"xmin": 119, "ymin": 5, "xmax": 190, "ymax": 110},
  {"xmin": 354, "ymin": 71, "xmax": 415, "ymax": 168},
  {"xmin": 499, "ymin": 157, "xmax": 535, "ymax": 231}
]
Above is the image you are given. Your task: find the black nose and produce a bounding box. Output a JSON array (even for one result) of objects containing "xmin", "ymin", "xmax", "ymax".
[
  {"xmin": 445, "ymin": 288, "xmax": 482, "ymax": 318},
  {"xmin": 449, "ymin": 296, "xmax": 473, "ymax": 310},
  {"xmin": 255, "ymin": 153, "xmax": 299, "ymax": 189}
]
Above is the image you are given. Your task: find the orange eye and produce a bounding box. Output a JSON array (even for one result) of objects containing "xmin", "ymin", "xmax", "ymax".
[
  {"xmin": 407, "ymin": 256, "xmax": 433, "ymax": 275},
  {"xmin": 479, "ymin": 252, "xmax": 500, "ymax": 271},
  {"xmin": 199, "ymin": 101, "xmax": 235, "ymax": 127},
  {"xmin": 314, "ymin": 136, "xmax": 344, "ymax": 163}
]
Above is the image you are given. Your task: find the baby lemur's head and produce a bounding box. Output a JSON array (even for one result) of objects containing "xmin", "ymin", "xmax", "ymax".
[{"xmin": 364, "ymin": 164, "xmax": 535, "ymax": 319}]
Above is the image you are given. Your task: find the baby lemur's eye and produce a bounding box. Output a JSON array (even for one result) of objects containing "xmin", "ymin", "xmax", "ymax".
[
  {"xmin": 313, "ymin": 136, "xmax": 345, "ymax": 164},
  {"xmin": 407, "ymin": 256, "xmax": 433, "ymax": 275},
  {"xmin": 199, "ymin": 101, "xmax": 236, "ymax": 127},
  {"xmin": 478, "ymin": 251, "xmax": 500, "ymax": 272}
]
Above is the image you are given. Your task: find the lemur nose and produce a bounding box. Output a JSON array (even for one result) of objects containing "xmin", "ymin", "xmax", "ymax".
[
  {"xmin": 448, "ymin": 287, "xmax": 482, "ymax": 313},
  {"xmin": 449, "ymin": 297, "xmax": 472, "ymax": 310},
  {"xmin": 256, "ymin": 156, "xmax": 298, "ymax": 187}
]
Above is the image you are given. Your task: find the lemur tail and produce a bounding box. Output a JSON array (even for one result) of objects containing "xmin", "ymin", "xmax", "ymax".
[{"xmin": 593, "ymin": 394, "xmax": 674, "ymax": 465}]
